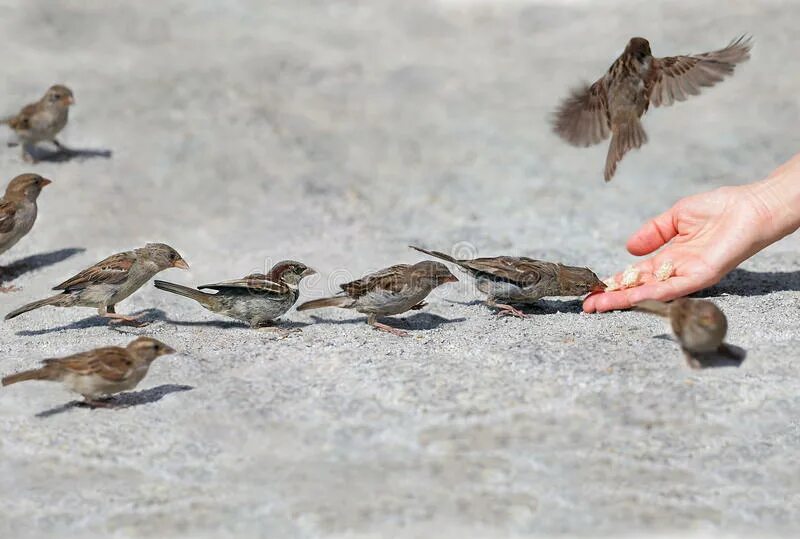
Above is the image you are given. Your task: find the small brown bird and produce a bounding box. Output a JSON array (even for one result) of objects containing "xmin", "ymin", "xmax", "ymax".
[
  {"xmin": 297, "ymin": 261, "xmax": 458, "ymax": 336},
  {"xmin": 5, "ymin": 243, "xmax": 188, "ymax": 325},
  {"xmin": 410, "ymin": 246, "xmax": 605, "ymax": 317},
  {"xmin": 0, "ymin": 174, "xmax": 51, "ymax": 291},
  {"xmin": 154, "ymin": 260, "xmax": 316, "ymax": 329},
  {"xmin": 2, "ymin": 337, "xmax": 175, "ymax": 407},
  {"xmin": 2, "ymin": 85, "xmax": 75, "ymax": 162},
  {"xmin": 552, "ymin": 36, "xmax": 752, "ymax": 181},
  {"xmin": 635, "ymin": 298, "xmax": 741, "ymax": 368}
]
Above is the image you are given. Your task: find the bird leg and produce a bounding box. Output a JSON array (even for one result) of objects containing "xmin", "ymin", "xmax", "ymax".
[
  {"xmin": 410, "ymin": 301, "xmax": 428, "ymax": 310},
  {"xmin": 486, "ymin": 300, "xmax": 527, "ymax": 318},
  {"xmin": 100, "ymin": 308, "xmax": 148, "ymax": 326},
  {"xmin": 0, "ymin": 285, "xmax": 20, "ymax": 293},
  {"xmin": 20, "ymin": 144, "xmax": 37, "ymax": 163},
  {"xmin": 368, "ymin": 316, "xmax": 410, "ymax": 337},
  {"xmin": 52, "ymin": 138, "xmax": 76, "ymax": 156}
]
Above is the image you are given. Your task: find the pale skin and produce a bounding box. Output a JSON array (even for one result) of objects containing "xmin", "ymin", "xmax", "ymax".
[{"xmin": 584, "ymin": 152, "xmax": 800, "ymax": 313}]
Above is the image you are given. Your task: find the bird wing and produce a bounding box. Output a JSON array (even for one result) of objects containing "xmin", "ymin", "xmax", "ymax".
[
  {"xmin": 198, "ymin": 273, "xmax": 287, "ymax": 294},
  {"xmin": 53, "ymin": 251, "xmax": 135, "ymax": 291},
  {"xmin": 649, "ymin": 35, "xmax": 752, "ymax": 107},
  {"xmin": 340, "ymin": 264, "xmax": 410, "ymax": 298},
  {"xmin": 0, "ymin": 200, "xmax": 17, "ymax": 234},
  {"xmin": 6, "ymin": 103, "xmax": 37, "ymax": 130},
  {"xmin": 462, "ymin": 256, "xmax": 556, "ymax": 287},
  {"xmin": 551, "ymin": 77, "xmax": 611, "ymax": 147},
  {"xmin": 42, "ymin": 347, "xmax": 133, "ymax": 382}
]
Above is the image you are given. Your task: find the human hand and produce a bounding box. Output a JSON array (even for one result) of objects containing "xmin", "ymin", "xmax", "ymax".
[{"xmin": 583, "ymin": 184, "xmax": 784, "ymax": 313}]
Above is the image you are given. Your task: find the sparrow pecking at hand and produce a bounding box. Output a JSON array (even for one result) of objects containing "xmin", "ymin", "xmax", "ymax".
[
  {"xmin": 0, "ymin": 174, "xmax": 51, "ymax": 291},
  {"xmin": 297, "ymin": 261, "xmax": 458, "ymax": 336},
  {"xmin": 635, "ymin": 298, "xmax": 741, "ymax": 368},
  {"xmin": 2, "ymin": 337, "xmax": 176, "ymax": 407},
  {"xmin": 410, "ymin": 246, "xmax": 605, "ymax": 318},
  {"xmin": 2, "ymin": 85, "xmax": 75, "ymax": 163},
  {"xmin": 5, "ymin": 243, "xmax": 188, "ymax": 325},
  {"xmin": 552, "ymin": 36, "xmax": 752, "ymax": 181},
  {"xmin": 154, "ymin": 260, "xmax": 316, "ymax": 329}
]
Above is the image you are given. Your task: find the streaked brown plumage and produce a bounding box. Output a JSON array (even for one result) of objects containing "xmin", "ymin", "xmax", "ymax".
[
  {"xmin": 0, "ymin": 174, "xmax": 51, "ymax": 291},
  {"xmin": 2, "ymin": 85, "xmax": 75, "ymax": 163},
  {"xmin": 552, "ymin": 36, "xmax": 752, "ymax": 181},
  {"xmin": 2, "ymin": 337, "xmax": 176, "ymax": 407},
  {"xmin": 5, "ymin": 243, "xmax": 189, "ymax": 325},
  {"xmin": 635, "ymin": 298, "xmax": 741, "ymax": 368},
  {"xmin": 410, "ymin": 245, "xmax": 605, "ymax": 317},
  {"xmin": 297, "ymin": 261, "xmax": 458, "ymax": 336},
  {"xmin": 154, "ymin": 260, "xmax": 316, "ymax": 329}
]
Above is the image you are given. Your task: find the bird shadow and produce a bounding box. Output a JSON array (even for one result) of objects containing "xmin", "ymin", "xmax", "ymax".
[
  {"xmin": 28, "ymin": 144, "xmax": 112, "ymax": 163},
  {"xmin": 445, "ymin": 298, "xmax": 584, "ymax": 315},
  {"xmin": 146, "ymin": 310, "xmax": 311, "ymax": 330},
  {"xmin": 0, "ymin": 247, "xmax": 85, "ymax": 282},
  {"xmin": 308, "ymin": 312, "xmax": 465, "ymax": 331},
  {"xmin": 697, "ymin": 268, "xmax": 800, "ymax": 298},
  {"xmin": 35, "ymin": 384, "xmax": 193, "ymax": 418},
  {"xmin": 15, "ymin": 308, "xmax": 167, "ymax": 336},
  {"xmin": 653, "ymin": 334, "xmax": 747, "ymax": 369}
]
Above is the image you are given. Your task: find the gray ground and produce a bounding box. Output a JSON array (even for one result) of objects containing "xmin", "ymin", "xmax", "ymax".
[{"xmin": 1, "ymin": 0, "xmax": 799, "ymax": 537}]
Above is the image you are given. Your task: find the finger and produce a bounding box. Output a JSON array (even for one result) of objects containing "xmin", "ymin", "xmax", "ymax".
[
  {"xmin": 626, "ymin": 209, "xmax": 679, "ymax": 256},
  {"xmin": 584, "ymin": 276, "xmax": 697, "ymax": 313}
]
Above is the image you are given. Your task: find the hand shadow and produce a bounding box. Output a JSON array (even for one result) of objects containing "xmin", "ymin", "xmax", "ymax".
[
  {"xmin": 698, "ymin": 268, "xmax": 800, "ymax": 297},
  {"xmin": 444, "ymin": 298, "xmax": 583, "ymax": 315},
  {"xmin": 26, "ymin": 143, "xmax": 112, "ymax": 163},
  {"xmin": 35, "ymin": 384, "xmax": 193, "ymax": 418},
  {"xmin": 14, "ymin": 308, "xmax": 168, "ymax": 336},
  {"xmin": 308, "ymin": 311, "xmax": 466, "ymax": 331},
  {"xmin": 0, "ymin": 248, "xmax": 85, "ymax": 282}
]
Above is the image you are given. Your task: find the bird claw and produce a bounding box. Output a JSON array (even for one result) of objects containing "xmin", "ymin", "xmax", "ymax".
[
  {"xmin": 410, "ymin": 301, "xmax": 428, "ymax": 310},
  {"xmin": 256, "ymin": 326, "xmax": 301, "ymax": 338},
  {"xmin": 492, "ymin": 303, "xmax": 528, "ymax": 318},
  {"xmin": 0, "ymin": 285, "xmax": 20, "ymax": 293},
  {"xmin": 370, "ymin": 322, "xmax": 410, "ymax": 337}
]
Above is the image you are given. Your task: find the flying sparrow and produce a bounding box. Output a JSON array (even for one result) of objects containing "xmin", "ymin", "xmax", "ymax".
[
  {"xmin": 2, "ymin": 85, "xmax": 75, "ymax": 163},
  {"xmin": 5, "ymin": 243, "xmax": 189, "ymax": 325},
  {"xmin": 297, "ymin": 261, "xmax": 458, "ymax": 336},
  {"xmin": 552, "ymin": 36, "xmax": 752, "ymax": 181},
  {"xmin": 410, "ymin": 245, "xmax": 605, "ymax": 318},
  {"xmin": 2, "ymin": 337, "xmax": 176, "ymax": 407},
  {"xmin": 154, "ymin": 260, "xmax": 316, "ymax": 329},
  {"xmin": 0, "ymin": 174, "xmax": 51, "ymax": 291},
  {"xmin": 635, "ymin": 298, "xmax": 741, "ymax": 368}
]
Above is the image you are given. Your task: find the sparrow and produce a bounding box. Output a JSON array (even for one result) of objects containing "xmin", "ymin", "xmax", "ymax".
[
  {"xmin": 297, "ymin": 261, "xmax": 458, "ymax": 336},
  {"xmin": 5, "ymin": 243, "xmax": 188, "ymax": 325},
  {"xmin": 154, "ymin": 260, "xmax": 316, "ymax": 329},
  {"xmin": 552, "ymin": 36, "xmax": 752, "ymax": 181},
  {"xmin": 0, "ymin": 173, "xmax": 51, "ymax": 291},
  {"xmin": 2, "ymin": 85, "xmax": 75, "ymax": 163},
  {"xmin": 410, "ymin": 245, "xmax": 605, "ymax": 317},
  {"xmin": 2, "ymin": 337, "xmax": 175, "ymax": 407},
  {"xmin": 635, "ymin": 298, "xmax": 741, "ymax": 368}
]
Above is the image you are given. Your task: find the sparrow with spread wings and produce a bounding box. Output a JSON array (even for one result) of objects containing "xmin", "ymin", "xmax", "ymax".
[{"xmin": 552, "ymin": 36, "xmax": 752, "ymax": 182}]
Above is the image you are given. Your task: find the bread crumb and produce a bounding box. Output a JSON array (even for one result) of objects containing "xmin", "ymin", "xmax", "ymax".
[
  {"xmin": 655, "ymin": 260, "xmax": 674, "ymax": 281},
  {"xmin": 604, "ymin": 277, "xmax": 619, "ymax": 291},
  {"xmin": 620, "ymin": 266, "xmax": 640, "ymax": 288}
]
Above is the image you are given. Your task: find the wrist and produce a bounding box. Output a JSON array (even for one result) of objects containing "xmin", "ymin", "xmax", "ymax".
[{"xmin": 746, "ymin": 154, "xmax": 800, "ymax": 245}]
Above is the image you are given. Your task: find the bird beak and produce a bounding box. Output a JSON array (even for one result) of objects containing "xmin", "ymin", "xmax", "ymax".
[
  {"xmin": 162, "ymin": 345, "xmax": 177, "ymax": 355},
  {"xmin": 592, "ymin": 282, "xmax": 608, "ymax": 292},
  {"xmin": 39, "ymin": 178, "xmax": 52, "ymax": 187},
  {"xmin": 301, "ymin": 267, "xmax": 317, "ymax": 277},
  {"xmin": 64, "ymin": 96, "xmax": 75, "ymax": 106},
  {"xmin": 172, "ymin": 258, "xmax": 190, "ymax": 270},
  {"xmin": 443, "ymin": 274, "xmax": 459, "ymax": 284}
]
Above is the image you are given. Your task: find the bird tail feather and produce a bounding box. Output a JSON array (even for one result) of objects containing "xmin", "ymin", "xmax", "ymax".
[
  {"xmin": 634, "ymin": 299, "xmax": 670, "ymax": 317},
  {"xmin": 296, "ymin": 296, "xmax": 353, "ymax": 311},
  {"xmin": 153, "ymin": 280, "xmax": 213, "ymax": 307},
  {"xmin": 605, "ymin": 116, "xmax": 647, "ymax": 182},
  {"xmin": 408, "ymin": 245, "xmax": 459, "ymax": 264},
  {"xmin": 5, "ymin": 294, "xmax": 64, "ymax": 321},
  {"xmin": 2, "ymin": 366, "xmax": 55, "ymax": 386}
]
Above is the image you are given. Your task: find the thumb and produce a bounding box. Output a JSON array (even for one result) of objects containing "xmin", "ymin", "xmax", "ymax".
[{"xmin": 627, "ymin": 207, "xmax": 679, "ymax": 256}]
